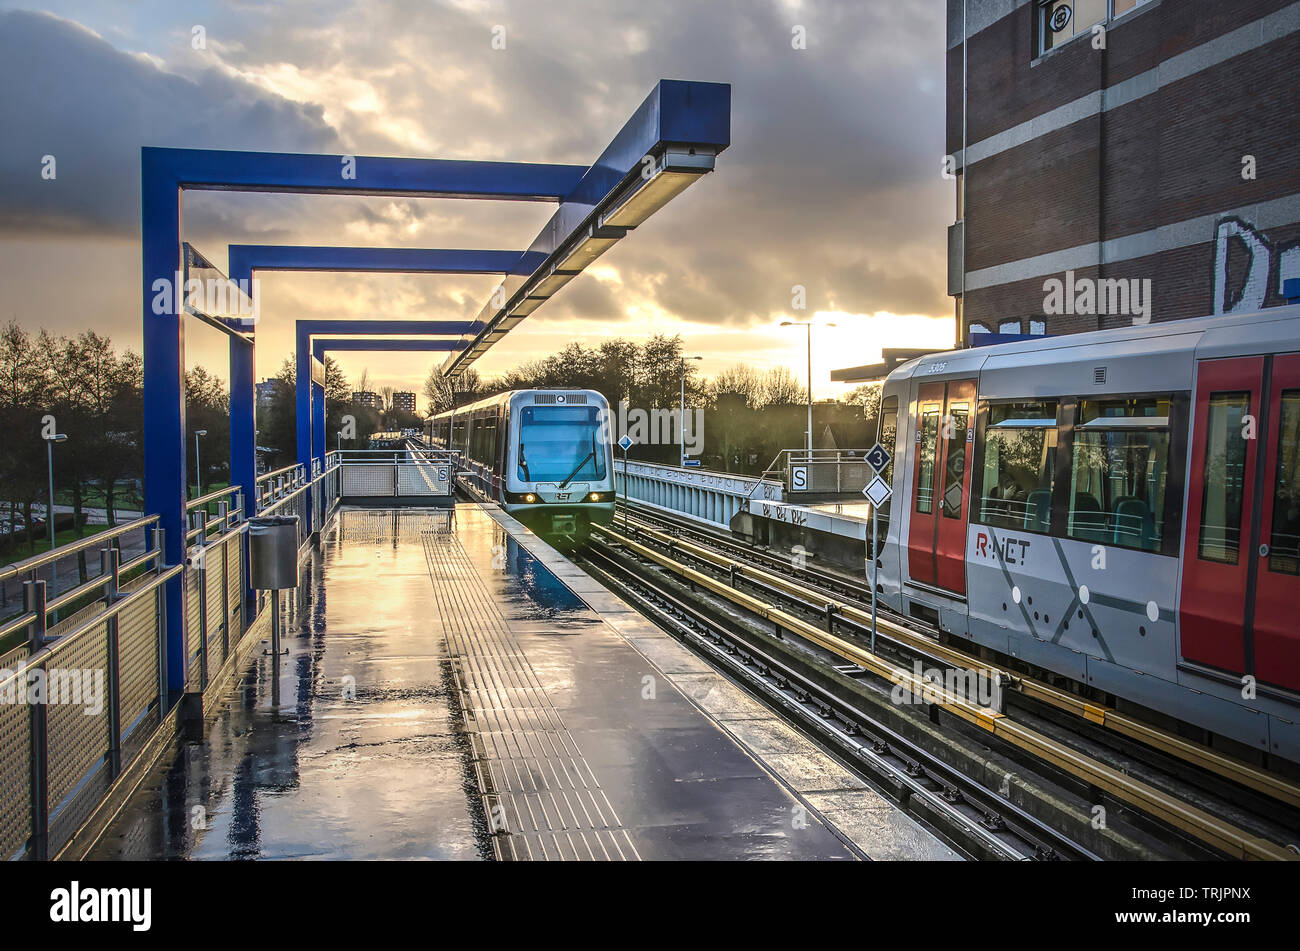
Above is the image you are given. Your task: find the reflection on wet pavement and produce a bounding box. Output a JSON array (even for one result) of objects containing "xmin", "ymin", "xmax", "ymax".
[{"xmin": 91, "ymin": 505, "xmax": 863, "ymax": 861}]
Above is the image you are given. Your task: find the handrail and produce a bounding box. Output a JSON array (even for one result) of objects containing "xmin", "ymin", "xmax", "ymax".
[
  {"xmin": 0, "ymin": 514, "xmax": 159, "ymax": 584},
  {"xmin": 258, "ymin": 461, "xmax": 303, "ymax": 485},
  {"xmin": 0, "ymin": 562, "xmax": 182, "ymax": 690},
  {"xmin": 186, "ymin": 484, "xmax": 243, "ymax": 511}
]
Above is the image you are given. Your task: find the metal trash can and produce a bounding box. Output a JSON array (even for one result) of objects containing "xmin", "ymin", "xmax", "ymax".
[{"xmin": 248, "ymin": 515, "xmax": 300, "ymax": 590}]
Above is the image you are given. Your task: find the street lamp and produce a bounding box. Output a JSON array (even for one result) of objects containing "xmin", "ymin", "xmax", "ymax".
[
  {"xmin": 42, "ymin": 430, "xmax": 67, "ymax": 551},
  {"xmin": 781, "ymin": 321, "xmax": 835, "ymax": 456},
  {"xmin": 680, "ymin": 355, "xmax": 703, "ymax": 465},
  {"xmin": 193, "ymin": 429, "xmax": 207, "ymax": 498}
]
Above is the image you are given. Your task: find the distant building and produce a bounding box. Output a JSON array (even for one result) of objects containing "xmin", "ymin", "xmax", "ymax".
[
  {"xmin": 352, "ymin": 390, "xmax": 380, "ymax": 408},
  {"xmin": 255, "ymin": 379, "xmax": 283, "ymax": 406},
  {"xmin": 392, "ymin": 391, "xmax": 417, "ymax": 414},
  {"xmin": 945, "ymin": 0, "xmax": 1299, "ymax": 345}
]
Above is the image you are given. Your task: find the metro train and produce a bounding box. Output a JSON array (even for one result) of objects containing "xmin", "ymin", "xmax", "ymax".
[
  {"xmin": 426, "ymin": 389, "xmax": 616, "ymax": 540},
  {"xmin": 867, "ymin": 306, "xmax": 1300, "ymax": 764}
]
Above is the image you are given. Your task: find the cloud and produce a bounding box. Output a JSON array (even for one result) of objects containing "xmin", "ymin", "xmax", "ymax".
[
  {"xmin": 0, "ymin": 0, "xmax": 953, "ymax": 391},
  {"xmin": 0, "ymin": 10, "xmax": 342, "ymax": 238}
]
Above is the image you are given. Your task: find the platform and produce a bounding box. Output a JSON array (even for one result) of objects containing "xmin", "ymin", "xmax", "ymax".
[{"xmin": 88, "ymin": 504, "xmax": 955, "ymax": 861}]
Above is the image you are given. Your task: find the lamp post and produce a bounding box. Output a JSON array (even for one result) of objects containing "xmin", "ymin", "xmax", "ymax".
[
  {"xmin": 680, "ymin": 355, "xmax": 702, "ymax": 465},
  {"xmin": 43, "ymin": 430, "xmax": 67, "ymax": 552},
  {"xmin": 781, "ymin": 321, "xmax": 834, "ymax": 456},
  {"xmin": 193, "ymin": 429, "xmax": 208, "ymax": 498}
]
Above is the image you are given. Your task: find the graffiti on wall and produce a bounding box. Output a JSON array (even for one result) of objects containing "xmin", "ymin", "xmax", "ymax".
[{"xmin": 1214, "ymin": 216, "xmax": 1300, "ymax": 314}]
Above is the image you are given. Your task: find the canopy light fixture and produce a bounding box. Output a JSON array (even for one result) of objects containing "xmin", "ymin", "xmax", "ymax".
[{"xmin": 600, "ymin": 149, "xmax": 716, "ymax": 229}]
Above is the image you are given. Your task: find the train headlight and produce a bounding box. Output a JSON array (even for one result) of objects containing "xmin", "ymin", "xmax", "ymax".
[
  {"xmin": 524, "ymin": 493, "xmax": 536, "ymax": 503},
  {"xmin": 589, "ymin": 492, "xmax": 600, "ymax": 501}
]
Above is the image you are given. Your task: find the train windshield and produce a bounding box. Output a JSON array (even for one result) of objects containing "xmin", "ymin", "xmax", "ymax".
[{"xmin": 517, "ymin": 405, "xmax": 607, "ymax": 483}]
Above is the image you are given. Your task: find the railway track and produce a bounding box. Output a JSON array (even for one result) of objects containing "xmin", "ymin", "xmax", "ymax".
[
  {"xmin": 588, "ymin": 504, "xmax": 1300, "ymax": 861},
  {"xmin": 578, "ymin": 542, "xmax": 1100, "ymax": 860},
  {"xmin": 619, "ymin": 505, "xmax": 1300, "ymax": 809}
]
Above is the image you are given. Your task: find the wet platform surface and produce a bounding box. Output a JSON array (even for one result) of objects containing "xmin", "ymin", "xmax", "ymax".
[{"xmin": 90, "ymin": 504, "xmax": 955, "ymax": 861}]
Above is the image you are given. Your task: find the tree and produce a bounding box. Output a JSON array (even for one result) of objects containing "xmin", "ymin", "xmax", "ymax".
[
  {"xmin": 758, "ymin": 366, "xmax": 803, "ymax": 408},
  {"xmin": 422, "ymin": 367, "xmax": 487, "ymax": 415}
]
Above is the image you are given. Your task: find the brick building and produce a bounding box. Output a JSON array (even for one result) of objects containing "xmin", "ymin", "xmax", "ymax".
[
  {"xmin": 946, "ymin": 0, "xmax": 1300, "ymax": 344},
  {"xmin": 392, "ymin": 391, "xmax": 417, "ymax": 414},
  {"xmin": 351, "ymin": 390, "xmax": 380, "ymax": 409}
]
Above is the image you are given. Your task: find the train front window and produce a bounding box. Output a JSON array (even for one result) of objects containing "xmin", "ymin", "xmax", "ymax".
[
  {"xmin": 977, "ymin": 401, "xmax": 1058, "ymax": 533},
  {"xmin": 517, "ymin": 405, "xmax": 607, "ymax": 483},
  {"xmin": 1070, "ymin": 398, "xmax": 1171, "ymax": 553},
  {"xmin": 1268, "ymin": 390, "xmax": 1300, "ymax": 575}
]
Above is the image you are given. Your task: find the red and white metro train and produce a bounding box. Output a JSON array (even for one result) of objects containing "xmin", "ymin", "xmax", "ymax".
[{"xmin": 869, "ymin": 306, "xmax": 1300, "ymax": 764}]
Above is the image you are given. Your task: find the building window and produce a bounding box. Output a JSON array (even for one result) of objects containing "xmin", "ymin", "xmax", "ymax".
[
  {"xmin": 955, "ymin": 170, "xmax": 964, "ymax": 222},
  {"xmin": 1037, "ymin": 0, "xmax": 1149, "ymax": 56}
]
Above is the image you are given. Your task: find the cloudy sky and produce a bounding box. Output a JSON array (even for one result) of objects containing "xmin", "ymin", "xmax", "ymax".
[{"xmin": 0, "ymin": 0, "xmax": 953, "ymax": 411}]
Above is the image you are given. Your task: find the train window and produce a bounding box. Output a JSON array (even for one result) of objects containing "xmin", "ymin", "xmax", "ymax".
[
  {"xmin": 941, "ymin": 401, "xmax": 971, "ymax": 519},
  {"xmin": 1070, "ymin": 398, "xmax": 1171, "ymax": 553},
  {"xmin": 516, "ymin": 405, "xmax": 606, "ymax": 483},
  {"xmin": 472, "ymin": 414, "xmax": 497, "ymax": 466},
  {"xmin": 976, "ymin": 401, "xmax": 1058, "ymax": 533},
  {"xmin": 1196, "ymin": 392, "xmax": 1249, "ymax": 564},
  {"xmin": 915, "ymin": 406, "xmax": 940, "ymax": 515},
  {"xmin": 875, "ymin": 396, "xmax": 898, "ymax": 548},
  {"xmin": 1268, "ymin": 390, "xmax": 1300, "ymax": 575}
]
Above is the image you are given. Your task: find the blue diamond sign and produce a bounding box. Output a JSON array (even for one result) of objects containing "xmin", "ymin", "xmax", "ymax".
[
  {"xmin": 618, "ymin": 434, "xmax": 634, "ymax": 452},
  {"xmin": 865, "ymin": 442, "xmax": 891, "ymax": 475}
]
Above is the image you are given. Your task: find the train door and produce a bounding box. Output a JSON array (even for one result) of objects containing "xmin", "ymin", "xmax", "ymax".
[
  {"xmin": 907, "ymin": 379, "xmax": 976, "ymax": 594},
  {"xmin": 1180, "ymin": 354, "xmax": 1300, "ymax": 691}
]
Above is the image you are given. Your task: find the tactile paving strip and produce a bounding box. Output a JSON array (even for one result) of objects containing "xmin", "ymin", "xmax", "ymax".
[{"xmin": 422, "ymin": 531, "xmax": 639, "ymax": 862}]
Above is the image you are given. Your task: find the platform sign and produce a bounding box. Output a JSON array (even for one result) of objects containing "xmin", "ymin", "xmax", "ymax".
[
  {"xmin": 618, "ymin": 435, "xmax": 634, "ymax": 531},
  {"xmin": 791, "ymin": 465, "xmax": 808, "ymax": 490},
  {"xmin": 683, "ymin": 459, "xmax": 702, "ymax": 468},
  {"xmin": 862, "ymin": 474, "xmax": 891, "ymax": 653},
  {"xmin": 865, "ymin": 443, "xmax": 891, "ymax": 475},
  {"xmin": 863, "ymin": 476, "xmax": 891, "ymax": 508}
]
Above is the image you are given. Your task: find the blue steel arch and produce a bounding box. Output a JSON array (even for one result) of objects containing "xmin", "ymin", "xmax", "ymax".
[{"xmin": 142, "ymin": 79, "xmax": 730, "ymax": 693}]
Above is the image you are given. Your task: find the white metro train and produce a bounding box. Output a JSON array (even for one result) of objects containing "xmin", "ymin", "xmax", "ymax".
[
  {"xmin": 426, "ymin": 389, "xmax": 616, "ymax": 540},
  {"xmin": 870, "ymin": 307, "xmax": 1300, "ymax": 764}
]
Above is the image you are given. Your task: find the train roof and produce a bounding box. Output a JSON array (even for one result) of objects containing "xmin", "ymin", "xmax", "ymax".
[
  {"xmin": 886, "ymin": 305, "xmax": 1300, "ymax": 390},
  {"xmin": 427, "ymin": 388, "xmax": 609, "ymax": 422}
]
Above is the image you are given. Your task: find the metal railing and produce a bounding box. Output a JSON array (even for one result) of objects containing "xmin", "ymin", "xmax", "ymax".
[
  {"xmin": 615, "ymin": 459, "xmax": 783, "ymax": 528},
  {"xmin": 0, "ymin": 529, "xmax": 175, "ymax": 859},
  {"xmin": 765, "ymin": 448, "xmax": 877, "ymax": 495},
  {"xmin": 338, "ymin": 448, "xmax": 455, "ymax": 500},
  {"xmin": 0, "ymin": 455, "xmax": 345, "ymax": 860}
]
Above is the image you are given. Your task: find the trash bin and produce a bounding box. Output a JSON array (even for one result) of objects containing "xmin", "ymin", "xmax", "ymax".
[{"xmin": 248, "ymin": 515, "xmax": 300, "ymax": 590}]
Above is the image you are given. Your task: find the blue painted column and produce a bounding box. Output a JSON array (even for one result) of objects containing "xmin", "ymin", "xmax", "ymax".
[
  {"xmin": 311, "ymin": 377, "xmax": 325, "ymax": 516},
  {"xmin": 141, "ymin": 154, "xmax": 187, "ymax": 696},
  {"xmin": 229, "ymin": 333, "xmax": 257, "ymax": 618},
  {"xmin": 295, "ymin": 324, "xmax": 313, "ymax": 534}
]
